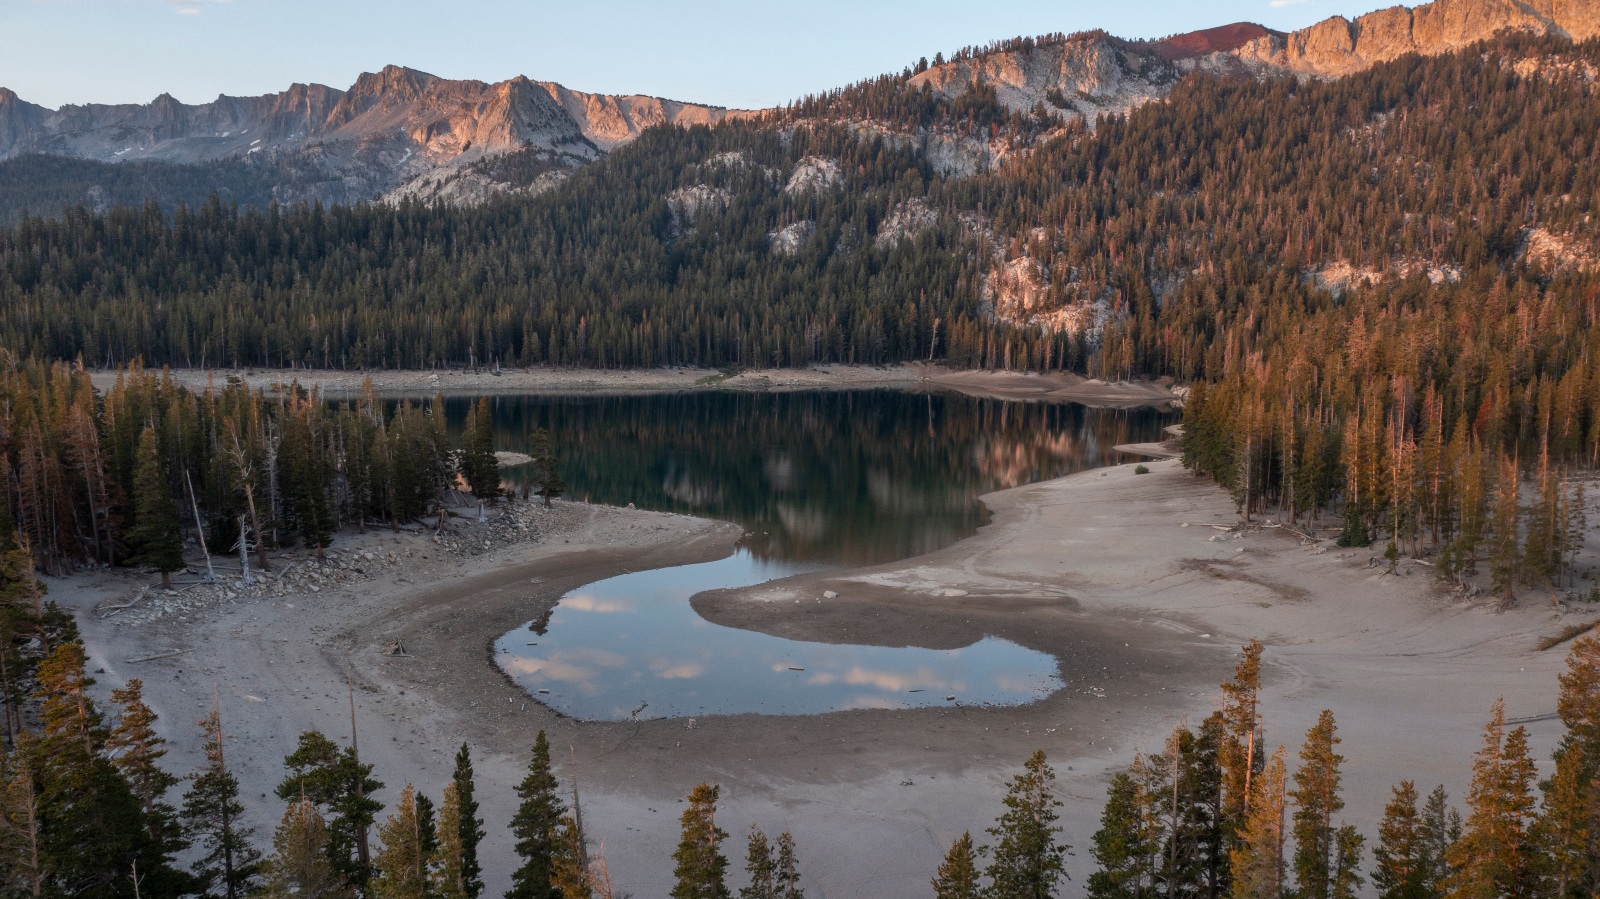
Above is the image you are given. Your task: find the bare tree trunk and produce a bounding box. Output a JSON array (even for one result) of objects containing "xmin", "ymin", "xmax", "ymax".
[{"xmin": 185, "ymin": 471, "xmax": 215, "ymax": 582}]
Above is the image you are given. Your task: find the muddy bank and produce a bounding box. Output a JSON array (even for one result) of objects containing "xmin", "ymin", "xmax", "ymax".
[
  {"xmin": 88, "ymin": 363, "xmax": 1185, "ymax": 409},
  {"xmin": 55, "ymin": 458, "xmax": 1587, "ymax": 899}
]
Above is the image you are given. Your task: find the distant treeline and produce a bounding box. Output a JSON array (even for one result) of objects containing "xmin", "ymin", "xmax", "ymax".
[
  {"xmin": 0, "ymin": 36, "xmax": 1599, "ymax": 588},
  {"xmin": 0, "ymin": 360, "xmax": 543, "ymax": 579}
]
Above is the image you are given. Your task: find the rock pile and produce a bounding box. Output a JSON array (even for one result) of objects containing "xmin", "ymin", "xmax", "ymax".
[{"xmin": 100, "ymin": 500, "xmax": 564, "ymax": 625}]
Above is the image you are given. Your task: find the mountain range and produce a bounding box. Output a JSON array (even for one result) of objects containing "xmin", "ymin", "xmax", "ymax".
[{"xmin": 0, "ymin": 0, "xmax": 1597, "ymax": 211}]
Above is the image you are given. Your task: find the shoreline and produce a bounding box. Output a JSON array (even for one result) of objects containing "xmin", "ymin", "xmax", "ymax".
[
  {"xmin": 56, "ymin": 459, "xmax": 1593, "ymax": 898},
  {"xmin": 85, "ymin": 363, "xmax": 1186, "ymax": 409}
]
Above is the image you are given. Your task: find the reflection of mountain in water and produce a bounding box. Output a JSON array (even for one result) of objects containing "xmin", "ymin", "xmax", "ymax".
[{"xmin": 424, "ymin": 390, "xmax": 1175, "ymax": 566}]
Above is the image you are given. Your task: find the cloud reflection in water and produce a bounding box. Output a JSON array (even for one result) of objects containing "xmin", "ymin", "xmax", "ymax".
[{"xmin": 495, "ymin": 551, "xmax": 1061, "ymax": 720}]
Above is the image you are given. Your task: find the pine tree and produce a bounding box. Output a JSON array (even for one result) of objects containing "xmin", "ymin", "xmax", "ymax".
[
  {"xmin": 275, "ymin": 730, "xmax": 384, "ymax": 893},
  {"xmin": 431, "ymin": 781, "xmax": 469, "ymax": 899},
  {"xmin": 107, "ymin": 678, "xmax": 182, "ymax": 848},
  {"xmin": 932, "ymin": 832, "xmax": 983, "ymax": 899},
  {"xmin": 1229, "ymin": 746, "xmax": 1287, "ymax": 899},
  {"xmin": 127, "ymin": 424, "xmax": 184, "ymax": 588},
  {"xmin": 452, "ymin": 743, "xmax": 485, "ymax": 899},
  {"xmin": 281, "ymin": 404, "xmax": 334, "ymax": 560},
  {"xmin": 260, "ymin": 799, "xmax": 351, "ymax": 899},
  {"xmin": 416, "ymin": 791, "xmax": 438, "ymax": 870},
  {"xmin": 1220, "ymin": 641, "xmax": 1266, "ymax": 839},
  {"xmin": 372, "ymin": 784, "xmax": 426, "ymax": 899},
  {"xmin": 552, "ymin": 812, "xmax": 594, "ymax": 899},
  {"xmin": 530, "ymin": 428, "xmax": 566, "ymax": 508},
  {"xmin": 1331, "ymin": 826, "xmax": 1365, "ymax": 899},
  {"xmin": 509, "ymin": 731, "xmax": 566, "ymax": 899},
  {"xmin": 1487, "ymin": 461, "xmax": 1521, "ymax": 605},
  {"xmin": 1375, "ymin": 782, "xmax": 1430, "ymax": 899},
  {"xmin": 1291, "ymin": 711, "xmax": 1352, "ymax": 899},
  {"xmin": 181, "ymin": 704, "xmax": 262, "ymax": 898},
  {"xmin": 985, "ymin": 750, "xmax": 1068, "ymax": 899},
  {"xmin": 672, "ymin": 783, "xmax": 730, "ymax": 899},
  {"xmin": 1419, "ymin": 787, "xmax": 1461, "ymax": 899},
  {"xmin": 1088, "ymin": 770, "xmax": 1158, "ymax": 899},
  {"xmin": 22, "ymin": 641, "xmax": 190, "ymax": 898},
  {"xmin": 459, "ymin": 398, "xmax": 503, "ymax": 502},
  {"xmin": 773, "ymin": 831, "xmax": 802, "ymax": 899},
  {"xmin": 0, "ymin": 752, "xmax": 45, "ymax": 898},
  {"xmin": 1533, "ymin": 631, "xmax": 1600, "ymax": 899},
  {"xmin": 741, "ymin": 826, "xmax": 776, "ymax": 899},
  {"xmin": 1443, "ymin": 700, "xmax": 1537, "ymax": 899}
]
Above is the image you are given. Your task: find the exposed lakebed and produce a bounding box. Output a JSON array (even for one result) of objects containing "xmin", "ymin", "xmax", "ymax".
[{"xmin": 435, "ymin": 390, "xmax": 1175, "ymax": 720}]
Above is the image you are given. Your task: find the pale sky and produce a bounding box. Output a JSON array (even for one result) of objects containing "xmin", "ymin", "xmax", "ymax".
[{"xmin": 2, "ymin": 0, "xmax": 1424, "ymax": 110}]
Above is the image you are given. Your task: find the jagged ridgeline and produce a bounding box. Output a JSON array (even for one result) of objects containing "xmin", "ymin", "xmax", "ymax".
[
  {"xmin": 1, "ymin": 37, "xmax": 1599, "ymax": 468},
  {"xmin": 0, "ymin": 34, "xmax": 1595, "ymax": 374}
]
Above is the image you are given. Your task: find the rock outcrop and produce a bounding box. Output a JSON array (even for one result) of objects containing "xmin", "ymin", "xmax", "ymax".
[
  {"xmin": 4, "ymin": 0, "xmax": 1593, "ymax": 206},
  {"xmin": 886, "ymin": 0, "xmax": 1599, "ymax": 129},
  {"xmin": 0, "ymin": 65, "xmax": 748, "ymax": 204},
  {"xmin": 1234, "ymin": 0, "xmax": 1600, "ymax": 76}
]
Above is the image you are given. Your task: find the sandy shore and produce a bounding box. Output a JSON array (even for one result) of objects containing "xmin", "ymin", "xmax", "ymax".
[
  {"xmin": 87, "ymin": 363, "xmax": 1184, "ymax": 409},
  {"xmin": 55, "ymin": 461, "xmax": 1595, "ymax": 898}
]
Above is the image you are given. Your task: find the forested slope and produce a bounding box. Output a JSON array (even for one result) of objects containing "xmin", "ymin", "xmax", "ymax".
[{"xmin": 1, "ymin": 34, "xmax": 1599, "ymax": 596}]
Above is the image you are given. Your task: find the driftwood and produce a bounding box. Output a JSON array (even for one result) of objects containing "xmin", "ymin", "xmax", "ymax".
[
  {"xmin": 126, "ymin": 649, "xmax": 186, "ymax": 664},
  {"xmin": 98, "ymin": 586, "xmax": 152, "ymax": 619}
]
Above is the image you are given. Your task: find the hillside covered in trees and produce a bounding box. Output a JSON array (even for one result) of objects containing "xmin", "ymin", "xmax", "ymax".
[{"xmin": 0, "ymin": 33, "xmax": 1596, "ymax": 597}]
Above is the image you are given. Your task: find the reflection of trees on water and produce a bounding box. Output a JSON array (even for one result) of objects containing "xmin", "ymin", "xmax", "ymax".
[{"xmin": 423, "ymin": 391, "xmax": 1175, "ymax": 566}]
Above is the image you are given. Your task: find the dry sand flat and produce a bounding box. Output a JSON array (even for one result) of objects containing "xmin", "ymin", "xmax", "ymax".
[
  {"xmin": 56, "ymin": 460, "xmax": 1591, "ymax": 899},
  {"xmin": 87, "ymin": 363, "xmax": 1185, "ymax": 408}
]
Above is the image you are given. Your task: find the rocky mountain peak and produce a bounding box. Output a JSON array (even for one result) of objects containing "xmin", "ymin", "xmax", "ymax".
[
  {"xmin": 1152, "ymin": 22, "xmax": 1281, "ymax": 60},
  {"xmin": 1234, "ymin": 0, "xmax": 1600, "ymax": 75}
]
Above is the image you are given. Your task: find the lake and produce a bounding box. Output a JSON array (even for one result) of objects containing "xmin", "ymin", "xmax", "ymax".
[{"xmin": 439, "ymin": 389, "xmax": 1175, "ymax": 720}]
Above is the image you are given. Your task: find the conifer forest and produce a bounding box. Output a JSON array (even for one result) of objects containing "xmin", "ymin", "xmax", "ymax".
[{"xmin": 0, "ymin": 5, "xmax": 1599, "ymax": 898}]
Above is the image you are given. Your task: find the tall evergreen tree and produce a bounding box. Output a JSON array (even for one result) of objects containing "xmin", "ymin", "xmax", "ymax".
[
  {"xmin": 106, "ymin": 678, "xmax": 182, "ymax": 849},
  {"xmin": 452, "ymin": 743, "xmax": 485, "ymax": 899},
  {"xmin": 431, "ymin": 782, "xmax": 469, "ymax": 899},
  {"xmin": 0, "ymin": 751, "xmax": 45, "ymax": 898},
  {"xmin": 741, "ymin": 827, "xmax": 776, "ymax": 899},
  {"xmin": 672, "ymin": 783, "xmax": 730, "ymax": 899},
  {"xmin": 1533, "ymin": 631, "xmax": 1600, "ymax": 899},
  {"xmin": 275, "ymin": 730, "xmax": 384, "ymax": 894},
  {"xmin": 1375, "ymin": 782, "xmax": 1431, "ymax": 899},
  {"xmin": 181, "ymin": 704, "xmax": 261, "ymax": 899},
  {"xmin": 985, "ymin": 750, "xmax": 1069, "ymax": 899},
  {"xmin": 1444, "ymin": 700, "xmax": 1538, "ymax": 899},
  {"xmin": 1088, "ymin": 770, "xmax": 1159, "ymax": 899},
  {"xmin": 20, "ymin": 642, "xmax": 189, "ymax": 898},
  {"xmin": 1229, "ymin": 747, "xmax": 1287, "ymax": 899},
  {"xmin": 773, "ymin": 831, "xmax": 802, "ymax": 899},
  {"xmin": 932, "ymin": 832, "xmax": 983, "ymax": 899},
  {"xmin": 529, "ymin": 429, "xmax": 566, "ymax": 509},
  {"xmin": 1219, "ymin": 641, "xmax": 1266, "ymax": 842},
  {"xmin": 127, "ymin": 424, "xmax": 184, "ymax": 588},
  {"xmin": 459, "ymin": 398, "xmax": 503, "ymax": 503},
  {"xmin": 508, "ymin": 731, "xmax": 565, "ymax": 899},
  {"xmin": 1419, "ymin": 787, "xmax": 1461, "ymax": 899},
  {"xmin": 260, "ymin": 799, "xmax": 351, "ymax": 899},
  {"xmin": 1291, "ymin": 711, "xmax": 1356, "ymax": 899},
  {"xmin": 371, "ymin": 785, "xmax": 426, "ymax": 899}
]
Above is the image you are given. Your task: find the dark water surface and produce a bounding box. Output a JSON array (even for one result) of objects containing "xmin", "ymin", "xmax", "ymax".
[
  {"xmin": 453, "ymin": 390, "xmax": 1177, "ymax": 720},
  {"xmin": 438, "ymin": 390, "xmax": 1175, "ymax": 565}
]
